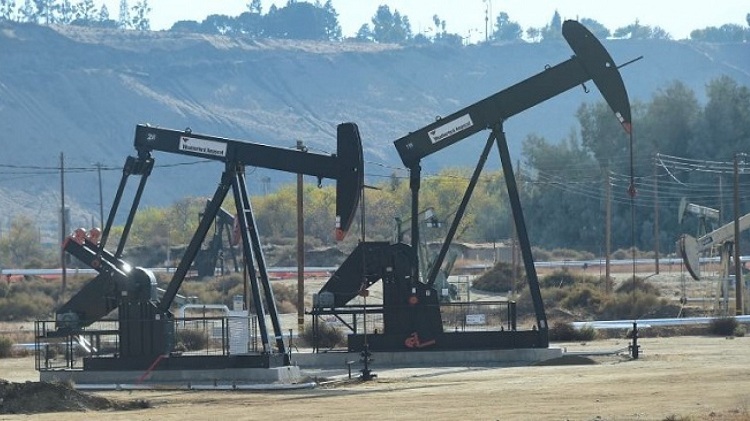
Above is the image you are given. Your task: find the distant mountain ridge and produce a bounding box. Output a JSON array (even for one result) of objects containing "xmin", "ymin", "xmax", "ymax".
[{"xmin": 1, "ymin": 21, "xmax": 748, "ymax": 234}]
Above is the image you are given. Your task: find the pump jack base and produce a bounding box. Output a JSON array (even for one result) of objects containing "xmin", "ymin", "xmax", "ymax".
[
  {"xmin": 39, "ymin": 353, "xmax": 302, "ymax": 388},
  {"xmin": 347, "ymin": 330, "xmax": 548, "ymax": 353}
]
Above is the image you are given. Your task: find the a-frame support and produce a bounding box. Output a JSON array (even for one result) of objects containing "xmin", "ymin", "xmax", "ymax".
[
  {"xmin": 422, "ymin": 124, "xmax": 548, "ymax": 335},
  {"xmin": 158, "ymin": 164, "xmax": 287, "ymax": 356}
]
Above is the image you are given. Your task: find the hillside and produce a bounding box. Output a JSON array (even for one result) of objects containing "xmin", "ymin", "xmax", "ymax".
[{"xmin": 1, "ymin": 21, "xmax": 748, "ymax": 237}]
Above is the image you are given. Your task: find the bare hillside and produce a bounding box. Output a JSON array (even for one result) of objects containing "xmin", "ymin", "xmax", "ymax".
[{"xmin": 1, "ymin": 22, "xmax": 748, "ymax": 233}]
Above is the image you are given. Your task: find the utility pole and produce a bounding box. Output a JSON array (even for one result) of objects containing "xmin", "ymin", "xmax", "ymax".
[
  {"xmin": 511, "ymin": 160, "xmax": 521, "ymax": 297},
  {"xmin": 296, "ymin": 140, "xmax": 306, "ymax": 333},
  {"xmin": 96, "ymin": 162, "xmax": 104, "ymax": 228},
  {"xmin": 484, "ymin": 0, "xmax": 493, "ymax": 40},
  {"xmin": 733, "ymin": 154, "xmax": 744, "ymax": 315},
  {"xmin": 60, "ymin": 152, "xmax": 67, "ymax": 303},
  {"xmin": 653, "ymin": 157, "xmax": 660, "ymax": 274},
  {"xmin": 261, "ymin": 176, "xmax": 271, "ymax": 196},
  {"xmin": 510, "ymin": 212, "xmax": 518, "ymax": 297},
  {"xmin": 604, "ymin": 168, "xmax": 612, "ymax": 294},
  {"xmin": 484, "ymin": 1, "xmax": 489, "ymax": 42}
]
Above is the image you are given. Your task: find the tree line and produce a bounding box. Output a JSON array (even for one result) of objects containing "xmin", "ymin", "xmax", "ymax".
[
  {"xmin": 0, "ymin": 0, "xmax": 151, "ymax": 30},
  {"xmin": 1, "ymin": 0, "xmax": 748, "ymax": 44}
]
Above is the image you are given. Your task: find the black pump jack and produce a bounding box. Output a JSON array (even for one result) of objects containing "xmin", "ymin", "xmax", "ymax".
[
  {"xmin": 318, "ymin": 20, "xmax": 635, "ymax": 352},
  {"xmin": 55, "ymin": 123, "xmax": 363, "ymax": 369}
]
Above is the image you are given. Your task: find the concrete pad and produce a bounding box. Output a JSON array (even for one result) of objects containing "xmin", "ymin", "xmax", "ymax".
[
  {"xmin": 40, "ymin": 365, "xmax": 302, "ymax": 387},
  {"xmin": 291, "ymin": 347, "xmax": 563, "ymax": 370}
]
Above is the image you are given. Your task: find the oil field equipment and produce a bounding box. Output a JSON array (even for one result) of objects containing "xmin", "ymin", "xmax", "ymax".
[
  {"xmin": 38, "ymin": 123, "xmax": 362, "ymax": 380},
  {"xmin": 314, "ymin": 20, "xmax": 635, "ymax": 353}
]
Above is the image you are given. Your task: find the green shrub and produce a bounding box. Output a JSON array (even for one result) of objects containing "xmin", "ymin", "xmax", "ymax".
[
  {"xmin": 559, "ymin": 284, "xmax": 606, "ymax": 310},
  {"xmin": 298, "ymin": 322, "xmax": 344, "ymax": 349},
  {"xmin": 611, "ymin": 247, "xmax": 653, "ymax": 260},
  {"xmin": 531, "ymin": 247, "xmax": 552, "ymax": 262},
  {"xmin": 547, "ymin": 248, "xmax": 595, "ymax": 261},
  {"xmin": 0, "ymin": 293, "xmax": 55, "ymax": 321},
  {"xmin": 598, "ymin": 291, "xmax": 664, "ymax": 320},
  {"xmin": 175, "ymin": 329, "xmax": 209, "ymax": 351},
  {"xmin": 709, "ymin": 316, "xmax": 738, "ymax": 336},
  {"xmin": 548, "ymin": 322, "xmax": 596, "ymax": 342},
  {"xmin": 615, "ymin": 277, "xmax": 660, "ymax": 296},
  {"xmin": 473, "ymin": 262, "xmax": 524, "ymax": 293},
  {"xmin": 0, "ymin": 336, "xmax": 13, "ymax": 358},
  {"xmin": 540, "ymin": 270, "xmax": 577, "ymax": 289},
  {"xmin": 540, "ymin": 270, "xmax": 601, "ymax": 289}
]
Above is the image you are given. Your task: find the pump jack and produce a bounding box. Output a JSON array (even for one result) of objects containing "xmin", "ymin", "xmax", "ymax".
[
  {"xmin": 194, "ymin": 200, "xmax": 239, "ymax": 277},
  {"xmin": 316, "ymin": 20, "xmax": 634, "ymax": 352},
  {"xmin": 49, "ymin": 123, "xmax": 362, "ymax": 373}
]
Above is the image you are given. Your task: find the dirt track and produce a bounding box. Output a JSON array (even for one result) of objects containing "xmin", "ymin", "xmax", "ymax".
[{"xmin": 1, "ymin": 335, "xmax": 749, "ymax": 420}]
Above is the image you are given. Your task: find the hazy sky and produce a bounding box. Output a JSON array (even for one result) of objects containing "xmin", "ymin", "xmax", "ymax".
[{"xmin": 101, "ymin": 0, "xmax": 748, "ymax": 41}]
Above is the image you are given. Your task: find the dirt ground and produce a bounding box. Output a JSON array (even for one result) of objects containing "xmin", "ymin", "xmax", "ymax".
[{"xmin": 0, "ymin": 336, "xmax": 749, "ymax": 421}]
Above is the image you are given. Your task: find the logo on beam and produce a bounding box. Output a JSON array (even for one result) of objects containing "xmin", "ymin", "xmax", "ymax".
[
  {"xmin": 179, "ymin": 136, "xmax": 227, "ymax": 158},
  {"xmin": 428, "ymin": 114, "xmax": 474, "ymax": 144}
]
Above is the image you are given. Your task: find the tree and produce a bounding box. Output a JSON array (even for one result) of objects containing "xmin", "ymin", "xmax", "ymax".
[
  {"xmin": 370, "ymin": 5, "xmax": 412, "ymax": 44},
  {"xmin": 0, "ymin": 0, "xmax": 17, "ymax": 21},
  {"xmin": 201, "ymin": 14, "xmax": 234, "ymax": 34},
  {"xmin": 71, "ymin": 0, "xmax": 97, "ymax": 26},
  {"xmin": 540, "ymin": 10, "xmax": 563, "ymax": 42},
  {"xmin": 263, "ymin": 1, "xmax": 339, "ymax": 40},
  {"xmin": 579, "ymin": 18, "xmax": 610, "ymax": 39},
  {"xmin": 254, "ymin": 185, "xmax": 297, "ymax": 240},
  {"xmin": 57, "ymin": 0, "xmax": 75, "ymax": 24},
  {"xmin": 522, "ymin": 133, "xmax": 603, "ymax": 250},
  {"xmin": 614, "ymin": 20, "xmax": 671, "ymax": 40},
  {"xmin": 493, "ymin": 12, "xmax": 522, "ymax": 41},
  {"xmin": 93, "ymin": 4, "xmax": 117, "ymax": 28},
  {"xmin": 117, "ymin": 0, "xmax": 129, "ymax": 29},
  {"xmin": 33, "ymin": 0, "xmax": 53, "ymax": 24},
  {"xmin": 430, "ymin": 14, "xmax": 462, "ymax": 46},
  {"xmin": 690, "ymin": 24, "xmax": 748, "ymax": 43},
  {"xmin": 130, "ymin": 0, "xmax": 150, "ymax": 31},
  {"xmin": 466, "ymin": 171, "xmax": 510, "ymax": 242},
  {"xmin": 0, "ymin": 215, "xmax": 47, "ymax": 268},
  {"xmin": 170, "ymin": 19, "xmax": 201, "ymax": 33},
  {"xmin": 699, "ymin": 76, "xmax": 750, "ymax": 158},
  {"xmin": 247, "ymin": 0, "xmax": 261, "ymax": 14},
  {"xmin": 321, "ymin": 0, "xmax": 341, "ymax": 40},
  {"xmin": 577, "ymin": 101, "xmax": 631, "ymax": 169},
  {"xmin": 526, "ymin": 27, "xmax": 541, "ymax": 42},
  {"xmin": 640, "ymin": 81, "xmax": 700, "ymax": 159},
  {"xmin": 235, "ymin": 11, "xmax": 263, "ymax": 37},
  {"xmin": 355, "ymin": 23, "xmax": 373, "ymax": 41},
  {"xmin": 18, "ymin": 0, "xmax": 34, "ymax": 22}
]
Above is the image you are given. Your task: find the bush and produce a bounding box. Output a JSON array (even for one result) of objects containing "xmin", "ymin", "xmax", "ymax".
[
  {"xmin": 272, "ymin": 283, "xmax": 299, "ymax": 314},
  {"xmin": 531, "ymin": 247, "xmax": 552, "ymax": 262},
  {"xmin": 0, "ymin": 293, "xmax": 55, "ymax": 321},
  {"xmin": 709, "ymin": 316, "xmax": 739, "ymax": 336},
  {"xmin": 548, "ymin": 322, "xmax": 596, "ymax": 342},
  {"xmin": 611, "ymin": 247, "xmax": 653, "ymax": 260},
  {"xmin": 615, "ymin": 277, "xmax": 660, "ymax": 296},
  {"xmin": 559, "ymin": 284, "xmax": 606, "ymax": 310},
  {"xmin": 598, "ymin": 291, "xmax": 665, "ymax": 320},
  {"xmin": 473, "ymin": 262, "xmax": 524, "ymax": 293},
  {"xmin": 298, "ymin": 322, "xmax": 344, "ymax": 349},
  {"xmin": 0, "ymin": 336, "xmax": 13, "ymax": 358},
  {"xmin": 175, "ymin": 329, "xmax": 209, "ymax": 351},
  {"xmin": 540, "ymin": 269, "xmax": 601, "ymax": 289},
  {"xmin": 547, "ymin": 248, "xmax": 595, "ymax": 261}
]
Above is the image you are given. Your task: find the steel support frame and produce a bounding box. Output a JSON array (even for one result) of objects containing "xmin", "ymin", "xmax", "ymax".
[{"xmin": 420, "ymin": 124, "xmax": 548, "ymax": 336}]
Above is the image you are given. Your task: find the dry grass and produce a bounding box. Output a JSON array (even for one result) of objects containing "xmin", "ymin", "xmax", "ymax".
[{"xmin": 0, "ymin": 322, "xmax": 35, "ymax": 345}]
